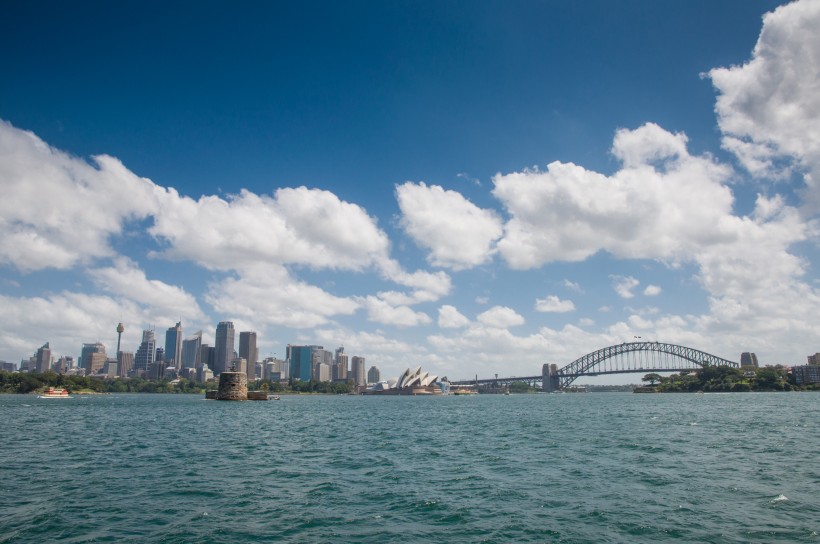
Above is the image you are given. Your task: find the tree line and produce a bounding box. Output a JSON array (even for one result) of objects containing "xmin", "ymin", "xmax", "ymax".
[
  {"xmin": 0, "ymin": 370, "xmax": 353, "ymax": 395},
  {"xmin": 640, "ymin": 365, "xmax": 818, "ymax": 392}
]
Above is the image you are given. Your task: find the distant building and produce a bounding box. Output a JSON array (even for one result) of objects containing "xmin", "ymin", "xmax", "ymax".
[
  {"xmin": 199, "ymin": 344, "xmax": 215, "ymax": 371},
  {"xmin": 792, "ymin": 365, "xmax": 820, "ymax": 385},
  {"xmin": 181, "ymin": 331, "xmax": 202, "ymax": 369},
  {"xmin": 351, "ymin": 356, "xmax": 366, "ymax": 386},
  {"xmin": 164, "ymin": 321, "xmax": 183, "ymax": 369},
  {"xmin": 0, "ymin": 361, "xmax": 16, "ymax": 372},
  {"xmin": 740, "ymin": 352, "xmax": 759, "ymax": 368},
  {"xmin": 81, "ymin": 342, "xmax": 107, "ymax": 375},
  {"xmin": 807, "ymin": 353, "xmax": 820, "ymax": 365},
  {"xmin": 35, "ymin": 342, "xmax": 51, "ymax": 373},
  {"xmin": 239, "ymin": 331, "xmax": 258, "ymax": 381},
  {"xmin": 214, "ymin": 322, "xmax": 235, "ymax": 375},
  {"xmin": 134, "ymin": 330, "xmax": 156, "ymax": 374},
  {"xmin": 317, "ymin": 362, "xmax": 331, "ymax": 382},
  {"xmin": 118, "ymin": 351, "xmax": 134, "ymax": 378},
  {"xmin": 367, "ymin": 365, "xmax": 380, "ymax": 384},
  {"xmin": 311, "ymin": 348, "xmax": 333, "ymax": 381},
  {"xmin": 263, "ymin": 357, "xmax": 287, "ymax": 381},
  {"xmin": 333, "ymin": 351, "xmax": 349, "ymax": 381},
  {"xmin": 288, "ymin": 345, "xmax": 323, "ymax": 382},
  {"xmin": 52, "ymin": 355, "xmax": 73, "ymax": 374}
]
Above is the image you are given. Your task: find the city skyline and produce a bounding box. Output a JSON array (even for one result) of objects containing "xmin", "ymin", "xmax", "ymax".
[{"xmin": 1, "ymin": 0, "xmax": 819, "ymax": 382}]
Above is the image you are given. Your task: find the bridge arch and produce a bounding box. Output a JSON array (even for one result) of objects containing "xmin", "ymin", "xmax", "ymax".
[{"xmin": 546, "ymin": 342, "xmax": 739, "ymax": 391}]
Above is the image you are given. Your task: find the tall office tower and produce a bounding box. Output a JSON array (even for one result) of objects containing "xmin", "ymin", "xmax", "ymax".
[
  {"xmin": 117, "ymin": 351, "xmax": 134, "ymax": 378},
  {"xmin": 288, "ymin": 345, "xmax": 324, "ymax": 382},
  {"xmin": 199, "ymin": 344, "xmax": 214, "ymax": 370},
  {"xmin": 81, "ymin": 342, "xmax": 107, "ymax": 375},
  {"xmin": 740, "ymin": 352, "xmax": 759, "ymax": 368},
  {"xmin": 181, "ymin": 331, "xmax": 202, "ymax": 369},
  {"xmin": 334, "ymin": 353, "xmax": 349, "ymax": 381},
  {"xmin": 164, "ymin": 321, "xmax": 183, "ymax": 369},
  {"xmin": 239, "ymin": 331, "xmax": 258, "ymax": 381},
  {"xmin": 351, "ymin": 356, "xmax": 366, "ymax": 386},
  {"xmin": 35, "ymin": 342, "xmax": 51, "ymax": 373},
  {"xmin": 367, "ymin": 366, "xmax": 380, "ymax": 384},
  {"xmin": 53, "ymin": 355, "xmax": 73, "ymax": 374},
  {"xmin": 134, "ymin": 330, "xmax": 156, "ymax": 373},
  {"xmin": 214, "ymin": 321, "xmax": 235, "ymax": 376},
  {"xmin": 311, "ymin": 348, "xmax": 333, "ymax": 381}
]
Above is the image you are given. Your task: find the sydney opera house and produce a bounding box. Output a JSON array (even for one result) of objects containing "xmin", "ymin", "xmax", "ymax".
[{"xmin": 365, "ymin": 366, "xmax": 448, "ymax": 395}]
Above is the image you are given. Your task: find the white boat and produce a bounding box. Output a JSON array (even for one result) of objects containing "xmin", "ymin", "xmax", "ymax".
[{"xmin": 38, "ymin": 387, "xmax": 71, "ymax": 398}]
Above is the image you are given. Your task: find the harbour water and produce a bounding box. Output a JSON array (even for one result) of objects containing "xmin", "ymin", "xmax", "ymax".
[{"xmin": 1, "ymin": 392, "xmax": 817, "ymax": 543}]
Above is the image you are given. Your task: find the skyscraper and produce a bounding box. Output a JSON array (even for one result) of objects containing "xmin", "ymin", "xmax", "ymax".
[
  {"xmin": 164, "ymin": 321, "xmax": 183, "ymax": 369},
  {"xmin": 214, "ymin": 321, "xmax": 235, "ymax": 375},
  {"xmin": 367, "ymin": 366, "xmax": 380, "ymax": 384},
  {"xmin": 134, "ymin": 330, "xmax": 156, "ymax": 373},
  {"xmin": 81, "ymin": 342, "xmax": 107, "ymax": 375},
  {"xmin": 35, "ymin": 342, "xmax": 51, "ymax": 373},
  {"xmin": 239, "ymin": 331, "xmax": 258, "ymax": 381},
  {"xmin": 351, "ymin": 356, "xmax": 366, "ymax": 386},
  {"xmin": 288, "ymin": 345, "xmax": 323, "ymax": 382},
  {"xmin": 181, "ymin": 331, "xmax": 202, "ymax": 369}
]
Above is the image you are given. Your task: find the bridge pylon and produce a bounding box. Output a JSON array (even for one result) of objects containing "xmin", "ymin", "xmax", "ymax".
[{"xmin": 542, "ymin": 363, "xmax": 560, "ymax": 392}]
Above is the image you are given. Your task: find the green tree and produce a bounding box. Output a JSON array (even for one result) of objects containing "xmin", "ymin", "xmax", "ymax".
[{"xmin": 642, "ymin": 373, "xmax": 663, "ymax": 386}]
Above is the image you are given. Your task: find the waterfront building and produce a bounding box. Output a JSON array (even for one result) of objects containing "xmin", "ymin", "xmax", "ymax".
[
  {"xmin": 35, "ymin": 342, "xmax": 51, "ymax": 373},
  {"xmin": 134, "ymin": 330, "xmax": 156, "ymax": 374},
  {"xmin": 81, "ymin": 342, "xmax": 108, "ymax": 375},
  {"xmin": 351, "ymin": 356, "xmax": 366, "ymax": 386},
  {"xmin": 118, "ymin": 351, "xmax": 134, "ymax": 378},
  {"xmin": 288, "ymin": 345, "xmax": 323, "ymax": 382},
  {"xmin": 792, "ymin": 364, "xmax": 820, "ymax": 385},
  {"xmin": 367, "ymin": 365, "xmax": 380, "ymax": 384},
  {"xmin": 181, "ymin": 331, "xmax": 202, "ymax": 369},
  {"xmin": 365, "ymin": 366, "xmax": 443, "ymax": 395},
  {"xmin": 239, "ymin": 331, "xmax": 258, "ymax": 381},
  {"xmin": 164, "ymin": 322, "xmax": 183, "ymax": 369},
  {"xmin": 214, "ymin": 322, "xmax": 235, "ymax": 376},
  {"xmin": 317, "ymin": 362, "xmax": 331, "ymax": 382},
  {"xmin": 740, "ymin": 352, "xmax": 759, "ymax": 368}
]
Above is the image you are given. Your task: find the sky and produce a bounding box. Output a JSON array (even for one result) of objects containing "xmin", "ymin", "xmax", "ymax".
[{"xmin": 1, "ymin": 0, "xmax": 819, "ymax": 383}]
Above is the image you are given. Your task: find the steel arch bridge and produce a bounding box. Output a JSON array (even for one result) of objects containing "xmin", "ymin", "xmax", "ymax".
[{"xmin": 450, "ymin": 342, "xmax": 739, "ymax": 391}]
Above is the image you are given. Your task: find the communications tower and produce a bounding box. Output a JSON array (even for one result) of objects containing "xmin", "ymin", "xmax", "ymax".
[{"xmin": 116, "ymin": 322, "xmax": 124, "ymax": 355}]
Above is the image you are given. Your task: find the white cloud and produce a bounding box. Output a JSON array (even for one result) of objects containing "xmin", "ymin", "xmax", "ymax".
[
  {"xmin": 476, "ymin": 306, "xmax": 525, "ymax": 328},
  {"xmin": 363, "ymin": 296, "xmax": 432, "ymax": 327},
  {"xmin": 205, "ymin": 265, "xmax": 359, "ymax": 329},
  {"xmin": 89, "ymin": 257, "xmax": 206, "ymax": 321},
  {"xmin": 709, "ymin": 0, "xmax": 820, "ymax": 204},
  {"xmin": 396, "ymin": 181, "xmax": 503, "ymax": 270},
  {"xmin": 643, "ymin": 285, "xmax": 662, "ymax": 296},
  {"xmin": 534, "ymin": 295, "xmax": 575, "ymax": 313},
  {"xmin": 0, "ymin": 120, "xmax": 161, "ymax": 271},
  {"xmin": 493, "ymin": 123, "xmax": 734, "ymax": 269},
  {"xmin": 563, "ymin": 279, "xmax": 584, "ymax": 293},
  {"xmin": 438, "ymin": 305, "xmax": 470, "ymax": 328},
  {"xmin": 150, "ymin": 186, "xmax": 391, "ymax": 272},
  {"xmin": 611, "ymin": 276, "xmax": 640, "ymax": 299}
]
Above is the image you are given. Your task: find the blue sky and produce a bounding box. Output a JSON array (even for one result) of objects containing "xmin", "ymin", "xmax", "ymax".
[{"xmin": 1, "ymin": 0, "xmax": 818, "ymax": 382}]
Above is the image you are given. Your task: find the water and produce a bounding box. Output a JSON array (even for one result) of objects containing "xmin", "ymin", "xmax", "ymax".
[{"xmin": 1, "ymin": 392, "xmax": 817, "ymax": 543}]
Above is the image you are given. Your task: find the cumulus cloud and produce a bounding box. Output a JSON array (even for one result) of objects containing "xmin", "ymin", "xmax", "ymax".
[
  {"xmin": 362, "ymin": 296, "xmax": 432, "ymax": 327},
  {"xmin": 708, "ymin": 0, "xmax": 820, "ymax": 200},
  {"xmin": 206, "ymin": 265, "xmax": 359, "ymax": 329},
  {"xmin": 534, "ymin": 295, "xmax": 575, "ymax": 313},
  {"xmin": 150, "ymin": 186, "xmax": 391, "ymax": 272},
  {"xmin": 563, "ymin": 279, "xmax": 584, "ymax": 293},
  {"xmin": 396, "ymin": 181, "xmax": 503, "ymax": 270},
  {"xmin": 89, "ymin": 257, "xmax": 206, "ymax": 321},
  {"xmin": 611, "ymin": 276, "xmax": 640, "ymax": 299},
  {"xmin": 643, "ymin": 285, "xmax": 662, "ymax": 296},
  {"xmin": 476, "ymin": 306, "xmax": 525, "ymax": 328},
  {"xmin": 0, "ymin": 120, "xmax": 161, "ymax": 271},
  {"xmin": 493, "ymin": 123, "xmax": 734, "ymax": 269},
  {"xmin": 438, "ymin": 305, "xmax": 471, "ymax": 328}
]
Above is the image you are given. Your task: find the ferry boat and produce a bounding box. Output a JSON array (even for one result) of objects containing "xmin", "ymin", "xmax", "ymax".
[{"xmin": 38, "ymin": 387, "xmax": 71, "ymax": 398}]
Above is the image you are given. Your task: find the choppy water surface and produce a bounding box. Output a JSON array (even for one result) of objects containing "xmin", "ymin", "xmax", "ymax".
[{"xmin": 1, "ymin": 392, "xmax": 817, "ymax": 543}]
